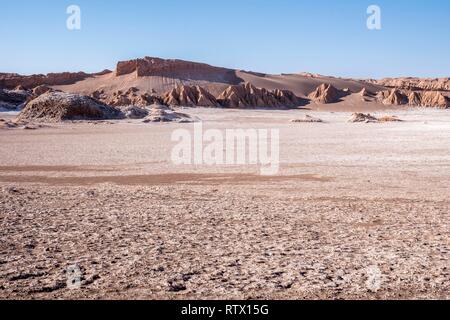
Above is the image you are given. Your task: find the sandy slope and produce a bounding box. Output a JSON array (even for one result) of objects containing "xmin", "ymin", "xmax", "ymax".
[
  {"xmin": 0, "ymin": 109, "xmax": 449, "ymax": 299},
  {"xmin": 54, "ymin": 69, "xmax": 383, "ymax": 98}
]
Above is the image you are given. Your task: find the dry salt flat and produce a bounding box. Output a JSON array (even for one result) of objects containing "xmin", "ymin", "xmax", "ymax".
[{"xmin": 0, "ymin": 108, "xmax": 449, "ymax": 299}]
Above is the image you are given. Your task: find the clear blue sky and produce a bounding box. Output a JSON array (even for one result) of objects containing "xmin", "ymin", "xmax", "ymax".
[{"xmin": 1, "ymin": 0, "xmax": 449, "ymax": 78}]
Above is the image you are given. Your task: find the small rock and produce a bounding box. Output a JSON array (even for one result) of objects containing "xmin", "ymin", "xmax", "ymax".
[{"xmin": 291, "ymin": 115, "xmax": 324, "ymax": 123}]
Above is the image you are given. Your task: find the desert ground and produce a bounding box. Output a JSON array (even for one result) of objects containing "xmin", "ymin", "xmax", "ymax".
[{"xmin": 0, "ymin": 107, "xmax": 449, "ymax": 300}]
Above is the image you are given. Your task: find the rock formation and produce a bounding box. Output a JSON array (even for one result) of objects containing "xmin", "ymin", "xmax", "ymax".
[
  {"xmin": 119, "ymin": 106, "xmax": 149, "ymax": 119},
  {"xmin": 115, "ymin": 56, "xmax": 240, "ymax": 84},
  {"xmin": 379, "ymin": 89, "xmax": 409, "ymax": 106},
  {"xmin": 348, "ymin": 113, "xmax": 379, "ymax": 123},
  {"xmin": 291, "ymin": 115, "xmax": 324, "ymax": 123},
  {"xmin": 217, "ymin": 83, "xmax": 301, "ymax": 108},
  {"xmin": 18, "ymin": 92, "xmax": 122, "ymax": 122},
  {"xmin": 369, "ymin": 77, "xmax": 450, "ymax": 92},
  {"xmin": 358, "ymin": 87, "xmax": 377, "ymax": 102},
  {"xmin": 378, "ymin": 115, "xmax": 403, "ymax": 122},
  {"xmin": 382, "ymin": 89, "xmax": 408, "ymax": 106},
  {"xmin": 92, "ymin": 87, "xmax": 164, "ymax": 107},
  {"xmin": 408, "ymin": 91, "xmax": 422, "ymax": 106},
  {"xmin": 348, "ymin": 113, "xmax": 403, "ymax": 123},
  {"xmin": 378, "ymin": 89, "xmax": 449, "ymax": 108},
  {"xmin": 142, "ymin": 104, "xmax": 194, "ymax": 123},
  {"xmin": 32, "ymin": 85, "xmax": 53, "ymax": 96},
  {"xmin": 0, "ymin": 88, "xmax": 30, "ymax": 110},
  {"xmin": 0, "ymin": 72, "xmax": 93, "ymax": 90},
  {"xmin": 163, "ymin": 85, "xmax": 219, "ymax": 107},
  {"xmin": 410, "ymin": 91, "xmax": 449, "ymax": 109},
  {"xmin": 308, "ymin": 84, "xmax": 344, "ymax": 104}
]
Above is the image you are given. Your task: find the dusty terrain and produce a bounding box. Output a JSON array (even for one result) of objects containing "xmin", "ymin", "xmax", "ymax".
[{"xmin": 0, "ymin": 108, "xmax": 449, "ymax": 300}]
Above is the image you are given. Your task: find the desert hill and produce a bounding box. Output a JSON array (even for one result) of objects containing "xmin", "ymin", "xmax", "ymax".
[
  {"xmin": 46, "ymin": 57, "xmax": 383, "ymax": 98},
  {"xmin": 1, "ymin": 57, "xmax": 449, "ymax": 111}
]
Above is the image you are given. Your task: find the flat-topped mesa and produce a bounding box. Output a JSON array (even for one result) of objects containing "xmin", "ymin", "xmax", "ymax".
[
  {"xmin": 115, "ymin": 56, "xmax": 235, "ymax": 80},
  {"xmin": 308, "ymin": 83, "xmax": 345, "ymax": 104},
  {"xmin": 163, "ymin": 85, "xmax": 219, "ymax": 107},
  {"xmin": 217, "ymin": 82, "xmax": 301, "ymax": 108}
]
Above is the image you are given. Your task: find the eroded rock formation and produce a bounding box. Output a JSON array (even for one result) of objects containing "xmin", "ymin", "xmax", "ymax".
[
  {"xmin": 142, "ymin": 104, "xmax": 194, "ymax": 123},
  {"xmin": 378, "ymin": 89, "xmax": 409, "ymax": 106},
  {"xmin": 377, "ymin": 89, "xmax": 449, "ymax": 108},
  {"xmin": 411, "ymin": 91, "xmax": 449, "ymax": 108},
  {"xmin": 115, "ymin": 57, "xmax": 240, "ymax": 84},
  {"xmin": 0, "ymin": 88, "xmax": 30, "ymax": 110},
  {"xmin": 369, "ymin": 78, "xmax": 450, "ymax": 92},
  {"xmin": 18, "ymin": 92, "xmax": 122, "ymax": 122},
  {"xmin": 217, "ymin": 83, "xmax": 301, "ymax": 108},
  {"xmin": 0, "ymin": 72, "xmax": 93, "ymax": 90},
  {"xmin": 32, "ymin": 85, "xmax": 53, "ymax": 96},
  {"xmin": 308, "ymin": 84, "xmax": 345, "ymax": 104},
  {"xmin": 163, "ymin": 85, "xmax": 219, "ymax": 107},
  {"xmin": 92, "ymin": 87, "xmax": 164, "ymax": 107}
]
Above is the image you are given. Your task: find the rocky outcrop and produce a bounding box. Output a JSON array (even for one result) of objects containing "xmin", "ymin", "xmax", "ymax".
[
  {"xmin": 32, "ymin": 85, "xmax": 53, "ymax": 96},
  {"xmin": 378, "ymin": 89, "xmax": 449, "ymax": 108},
  {"xmin": 92, "ymin": 87, "xmax": 164, "ymax": 107},
  {"xmin": 163, "ymin": 85, "xmax": 219, "ymax": 107},
  {"xmin": 115, "ymin": 57, "xmax": 240, "ymax": 84},
  {"xmin": 217, "ymin": 83, "xmax": 302, "ymax": 108},
  {"xmin": 0, "ymin": 88, "xmax": 30, "ymax": 110},
  {"xmin": 0, "ymin": 72, "xmax": 92, "ymax": 90},
  {"xmin": 378, "ymin": 89, "xmax": 408, "ymax": 106},
  {"xmin": 119, "ymin": 106, "xmax": 149, "ymax": 119},
  {"xmin": 348, "ymin": 113, "xmax": 379, "ymax": 123},
  {"xmin": 407, "ymin": 91, "xmax": 422, "ymax": 106},
  {"xmin": 348, "ymin": 113, "xmax": 403, "ymax": 123},
  {"xmin": 369, "ymin": 78, "xmax": 450, "ymax": 92},
  {"xmin": 142, "ymin": 104, "xmax": 194, "ymax": 123},
  {"xmin": 410, "ymin": 91, "xmax": 449, "ymax": 109},
  {"xmin": 378, "ymin": 115, "xmax": 403, "ymax": 122},
  {"xmin": 273, "ymin": 89, "xmax": 306, "ymax": 107},
  {"xmin": 308, "ymin": 84, "xmax": 344, "ymax": 104},
  {"xmin": 18, "ymin": 92, "xmax": 122, "ymax": 122},
  {"xmin": 291, "ymin": 115, "xmax": 324, "ymax": 123}
]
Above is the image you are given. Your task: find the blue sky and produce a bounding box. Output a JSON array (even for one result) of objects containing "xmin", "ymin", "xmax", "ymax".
[{"xmin": 1, "ymin": 0, "xmax": 449, "ymax": 78}]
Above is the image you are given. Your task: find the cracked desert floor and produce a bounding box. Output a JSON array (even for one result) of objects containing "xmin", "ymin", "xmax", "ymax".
[{"xmin": 0, "ymin": 108, "xmax": 449, "ymax": 300}]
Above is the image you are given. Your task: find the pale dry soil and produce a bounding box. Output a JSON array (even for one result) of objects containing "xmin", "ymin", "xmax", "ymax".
[{"xmin": 0, "ymin": 108, "xmax": 449, "ymax": 300}]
